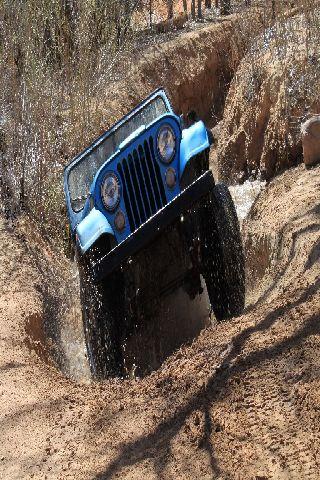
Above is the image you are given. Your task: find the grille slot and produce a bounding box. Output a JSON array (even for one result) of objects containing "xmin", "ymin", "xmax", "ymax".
[{"xmin": 117, "ymin": 136, "xmax": 168, "ymax": 232}]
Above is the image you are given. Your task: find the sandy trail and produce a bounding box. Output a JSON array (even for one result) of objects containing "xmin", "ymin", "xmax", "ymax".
[{"xmin": 0, "ymin": 164, "xmax": 319, "ymax": 479}]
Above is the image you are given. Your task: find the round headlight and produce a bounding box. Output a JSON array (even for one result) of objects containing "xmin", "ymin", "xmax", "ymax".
[
  {"xmin": 101, "ymin": 173, "xmax": 121, "ymax": 212},
  {"xmin": 157, "ymin": 125, "xmax": 176, "ymax": 163}
]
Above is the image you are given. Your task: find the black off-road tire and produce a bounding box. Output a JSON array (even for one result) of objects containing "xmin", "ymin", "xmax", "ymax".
[
  {"xmin": 78, "ymin": 255, "xmax": 124, "ymax": 379},
  {"xmin": 201, "ymin": 183, "xmax": 245, "ymax": 321}
]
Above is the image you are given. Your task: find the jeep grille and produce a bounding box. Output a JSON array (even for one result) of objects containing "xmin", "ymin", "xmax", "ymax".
[{"xmin": 117, "ymin": 137, "xmax": 167, "ymax": 232}]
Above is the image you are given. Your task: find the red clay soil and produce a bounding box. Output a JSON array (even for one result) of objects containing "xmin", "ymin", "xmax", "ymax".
[{"xmin": 0, "ymin": 163, "xmax": 319, "ymax": 479}]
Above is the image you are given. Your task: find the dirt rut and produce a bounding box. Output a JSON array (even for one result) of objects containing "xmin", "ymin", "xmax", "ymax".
[{"xmin": 0, "ymin": 163, "xmax": 319, "ymax": 479}]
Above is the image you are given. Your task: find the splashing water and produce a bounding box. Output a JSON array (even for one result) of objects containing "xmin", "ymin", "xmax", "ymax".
[
  {"xmin": 229, "ymin": 178, "xmax": 266, "ymax": 225},
  {"xmin": 57, "ymin": 177, "xmax": 265, "ymax": 382}
]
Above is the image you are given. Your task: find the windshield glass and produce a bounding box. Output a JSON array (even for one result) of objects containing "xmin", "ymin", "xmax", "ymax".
[{"xmin": 68, "ymin": 96, "xmax": 168, "ymax": 212}]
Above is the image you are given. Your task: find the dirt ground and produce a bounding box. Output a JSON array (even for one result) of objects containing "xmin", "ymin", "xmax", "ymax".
[{"xmin": 0, "ymin": 163, "xmax": 319, "ymax": 480}]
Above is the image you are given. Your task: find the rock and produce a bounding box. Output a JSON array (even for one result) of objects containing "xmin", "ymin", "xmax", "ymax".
[{"xmin": 301, "ymin": 115, "xmax": 320, "ymax": 167}]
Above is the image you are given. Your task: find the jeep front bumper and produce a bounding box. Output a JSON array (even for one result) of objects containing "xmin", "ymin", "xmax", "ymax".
[{"xmin": 93, "ymin": 170, "xmax": 215, "ymax": 282}]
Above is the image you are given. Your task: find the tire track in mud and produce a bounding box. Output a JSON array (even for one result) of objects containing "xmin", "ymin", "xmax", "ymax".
[
  {"xmin": 0, "ymin": 164, "xmax": 319, "ymax": 479},
  {"xmin": 238, "ymin": 365, "xmax": 320, "ymax": 479}
]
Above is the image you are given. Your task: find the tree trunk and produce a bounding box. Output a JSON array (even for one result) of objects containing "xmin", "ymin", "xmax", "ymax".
[
  {"xmin": 191, "ymin": 0, "xmax": 196, "ymax": 18},
  {"xmin": 220, "ymin": 0, "xmax": 231, "ymax": 15},
  {"xmin": 183, "ymin": 0, "xmax": 188, "ymax": 13},
  {"xmin": 166, "ymin": 0, "xmax": 174, "ymax": 19},
  {"xmin": 149, "ymin": 0, "xmax": 153, "ymax": 27},
  {"xmin": 205, "ymin": 0, "xmax": 212, "ymax": 7},
  {"xmin": 197, "ymin": 0, "xmax": 202, "ymax": 18},
  {"xmin": 272, "ymin": 0, "xmax": 276, "ymax": 20}
]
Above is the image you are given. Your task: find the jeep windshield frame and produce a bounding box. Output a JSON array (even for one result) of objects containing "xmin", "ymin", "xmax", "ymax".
[{"xmin": 67, "ymin": 92, "xmax": 171, "ymax": 213}]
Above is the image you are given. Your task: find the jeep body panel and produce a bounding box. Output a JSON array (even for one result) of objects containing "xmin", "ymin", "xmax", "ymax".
[
  {"xmin": 90, "ymin": 114, "xmax": 182, "ymax": 245},
  {"xmin": 64, "ymin": 89, "xmax": 174, "ymax": 233},
  {"xmin": 179, "ymin": 121, "xmax": 210, "ymax": 178},
  {"xmin": 76, "ymin": 208, "xmax": 114, "ymax": 254},
  {"xmin": 94, "ymin": 170, "xmax": 215, "ymax": 281},
  {"xmin": 64, "ymin": 89, "xmax": 211, "ymax": 259}
]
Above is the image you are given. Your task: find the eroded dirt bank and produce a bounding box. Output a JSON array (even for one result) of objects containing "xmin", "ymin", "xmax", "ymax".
[
  {"xmin": 90, "ymin": 9, "xmax": 266, "ymax": 135},
  {"xmin": 217, "ymin": 12, "xmax": 320, "ymax": 183},
  {"xmin": 1, "ymin": 163, "xmax": 319, "ymax": 479}
]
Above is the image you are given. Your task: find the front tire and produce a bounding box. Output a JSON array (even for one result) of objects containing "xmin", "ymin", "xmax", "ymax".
[
  {"xmin": 201, "ymin": 183, "xmax": 245, "ymax": 320},
  {"xmin": 78, "ymin": 255, "xmax": 124, "ymax": 379}
]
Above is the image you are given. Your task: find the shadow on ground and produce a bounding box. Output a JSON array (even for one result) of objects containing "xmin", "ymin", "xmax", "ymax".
[{"xmin": 93, "ymin": 277, "xmax": 320, "ymax": 479}]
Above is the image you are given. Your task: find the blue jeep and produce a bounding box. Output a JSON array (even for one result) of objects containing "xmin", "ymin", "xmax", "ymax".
[{"xmin": 64, "ymin": 89, "xmax": 245, "ymax": 379}]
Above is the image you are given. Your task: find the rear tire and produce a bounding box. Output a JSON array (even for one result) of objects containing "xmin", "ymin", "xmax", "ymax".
[
  {"xmin": 201, "ymin": 183, "xmax": 245, "ymax": 320},
  {"xmin": 78, "ymin": 255, "xmax": 124, "ymax": 379}
]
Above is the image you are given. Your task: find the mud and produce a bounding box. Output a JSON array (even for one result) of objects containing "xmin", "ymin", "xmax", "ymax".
[
  {"xmin": 0, "ymin": 163, "xmax": 319, "ymax": 479},
  {"xmin": 19, "ymin": 176, "xmax": 262, "ymax": 382},
  {"xmin": 25, "ymin": 312, "xmax": 51, "ymax": 365},
  {"xmin": 1, "ymin": 5, "xmax": 320, "ymax": 477},
  {"xmin": 122, "ymin": 278, "xmax": 212, "ymax": 378}
]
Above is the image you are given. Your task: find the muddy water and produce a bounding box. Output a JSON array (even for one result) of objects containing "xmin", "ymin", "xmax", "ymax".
[
  {"xmin": 55, "ymin": 267, "xmax": 91, "ymax": 382},
  {"xmin": 229, "ymin": 178, "xmax": 266, "ymax": 225},
  {"xmin": 122, "ymin": 276, "xmax": 212, "ymax": 378},
  {"xmin": 58, "ymin": 302, "xmax": 91, "ymax": 382}
]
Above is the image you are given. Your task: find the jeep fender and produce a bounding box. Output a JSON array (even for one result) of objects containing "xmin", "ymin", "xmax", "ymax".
[
  {"xmin": 179, "ymin": 121, "xmax": 210, "ymax": 178},
  {"xmin": 76, "ymin": 208, "xmax": 115, "ymax": 254}
]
